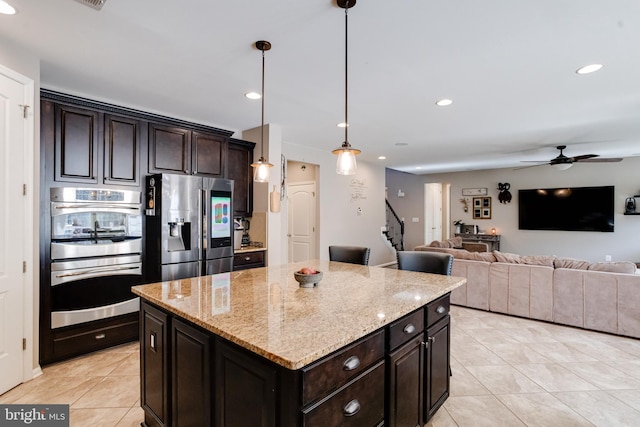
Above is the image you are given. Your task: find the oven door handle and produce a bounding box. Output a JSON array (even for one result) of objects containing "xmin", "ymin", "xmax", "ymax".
[
  {"xmin": 52, "ymin": 264, "xmax": 141, "ymax": 286},
  {"xmin": 53, "ymin": 204, "xmax": 140, "ymax": 210}
]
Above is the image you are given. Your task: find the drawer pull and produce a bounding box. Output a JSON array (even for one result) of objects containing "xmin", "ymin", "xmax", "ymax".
[
  {"xmin": 244, "ymin": 256, "xmax": 251, "ymax": 261},
  {"xmin": 436, "ymin": 305, "xmax": 446, "ymax": 314},
  {"xmin": 343, "ymin": 355, "xmax": 361, "ymax": 371},
  {"xmin": 343, "ymin": 399, "xmax": 361, "ymax": 417},
  {"xmin": 403, "ymin": 323, "xmax": 416, "ymax": 334},
  {"xmin": 95, "ymin": 333, "xmax": 106, "ymax": 340}
]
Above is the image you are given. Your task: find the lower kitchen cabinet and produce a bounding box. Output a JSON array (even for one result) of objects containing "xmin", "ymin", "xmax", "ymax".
[
  {"xmin": 233, "ymin": 250, "xmax": 266, "ymax": 271},
  {"xmin": 140, "ymin": 295, "xmax": 451, "ymax": 427}
]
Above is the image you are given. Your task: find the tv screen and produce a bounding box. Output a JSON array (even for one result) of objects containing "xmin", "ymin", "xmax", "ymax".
[{"xmin": 518, "ymin": 186, "xmax": 614, "ymax": 232}]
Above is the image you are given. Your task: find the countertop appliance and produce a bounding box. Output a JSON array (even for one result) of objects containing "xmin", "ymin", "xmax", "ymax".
[
  {"xmin": 233, "ymin": 218, "xmax": 244, "ymax": 250},
  {"xmin": 145, "ymin": 174, "xmax": 234, "ymax": 281},
  {"xmin": 49, "ymin": 187, "xmax": 143, "ymax": 330},
  {"xmin": 241, "ymin": 218, "xmax": 251, "ymax": 246}
]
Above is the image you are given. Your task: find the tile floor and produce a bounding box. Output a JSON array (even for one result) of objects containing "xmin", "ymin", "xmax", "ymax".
[{"xmin": 2, "ymin": 306, "xmax": 640, "ymax": 426}]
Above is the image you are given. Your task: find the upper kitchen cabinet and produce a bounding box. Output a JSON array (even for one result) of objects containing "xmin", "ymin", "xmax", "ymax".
[
  {"xmin": 148, "ymin": 123, "xmax": 191, "ymax": 175},
  {"xmin": 104, "ymin": 114, "xmax": 141, "ymax": 187},
  {"xmin": 148, "ymin": 126, "xmax": 228, "ymax": 178},
  {"xmin": 53, "ymin": 103, "xmax": 100, "ymax": 184},
  {"xmin": 228, "ymin": 138, "xmax": 255, "ymax": 218},
  {"xmin": 192, "ymin": 131, "xmax": 226, "ymax": 177}
]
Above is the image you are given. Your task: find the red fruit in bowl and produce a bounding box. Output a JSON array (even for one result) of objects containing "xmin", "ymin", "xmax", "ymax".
[{"xmin": 299, "ymin": 267, "xmax": 317, "ymax": 274}]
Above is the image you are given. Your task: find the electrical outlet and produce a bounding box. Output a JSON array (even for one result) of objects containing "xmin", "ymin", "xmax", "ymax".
[
  {"xmin": 605, "ymin": 255, "xmax": 612, "ymax": 261},
  {"xmin": 412, "ymin": 217, "xmax": 419, "ymax": 223}
]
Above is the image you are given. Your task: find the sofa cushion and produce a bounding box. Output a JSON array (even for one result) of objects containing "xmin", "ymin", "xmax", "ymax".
[
  {"xmin": 588, "ymin": 261, "xmax": 637, "ymax": 274},
  {"xmin": 472, "ymin": 251, "xmax": 497, "ymax": 262},
  {"xmin": 554, "ymin": 257, "xmax": 590, "ymax": 270},
  {"xmin": 428, "ymin": 240, "xmax": 445, "ymax": 248},
  {"xmin": 493, "ymin": 251, "xmax": 554, "ymax": 266}
]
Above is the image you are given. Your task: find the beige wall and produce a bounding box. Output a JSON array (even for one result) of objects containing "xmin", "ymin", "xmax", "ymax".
[{"xmin": 387, "ymin": 158, "xmax": 640, "ymax": 263}]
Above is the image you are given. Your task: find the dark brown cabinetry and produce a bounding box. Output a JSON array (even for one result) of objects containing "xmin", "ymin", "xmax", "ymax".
[
  {"xmin": 172, "ymin": 319, "xmax": 212, "ymax": 427},
  {"xmin": 148, "ymin": 124, "xmax": 227, "ymax": 177},
  {"xmin": 139, "ymin": 294, "xmax": 452, "ymax": 427},
  {"xmin": 54, "ymin": 103, "xmax": 99, "ymax": 184},
  {"xmin": 386, "ymin": 294, "xmax": 451, "ymax": 426},
  {"xmin": 215, "ymin": 339, "xmax": 277, "ymax": 427},
  {"xmin": 233, "ymin": 250, "xmax": 265, "ymax": 271},
  {"xmin": 228, "ymin": 138, "xmax": 255, "ymax": 217},
  {"xmin": 455, "ymin": 233, "xmax": 501, "ymax": 251},
  {"xmin": 104, "ymin": 114, "xmax": 141, "ymax": 186}
]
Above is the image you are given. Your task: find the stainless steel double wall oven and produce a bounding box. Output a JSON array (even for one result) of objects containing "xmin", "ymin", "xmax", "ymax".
[{"xmin": 49, "ymin": 187, "xmax": 143, "ymax": 329}]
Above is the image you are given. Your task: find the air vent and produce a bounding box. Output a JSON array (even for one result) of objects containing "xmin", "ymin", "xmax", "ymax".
[{"xmin": 74, "ymin": 0, "xmax": 106, "ymax": 10}]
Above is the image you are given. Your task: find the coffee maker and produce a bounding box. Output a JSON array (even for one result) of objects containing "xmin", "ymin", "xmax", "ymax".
[{"xmin": 241, "ymin": 218, "xmax": 251, "ymax": 246}]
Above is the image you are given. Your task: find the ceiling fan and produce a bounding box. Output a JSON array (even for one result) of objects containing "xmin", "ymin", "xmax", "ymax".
[{"xmin": 516, "ymin": 145, "xmax": 623, "ymax": 171}]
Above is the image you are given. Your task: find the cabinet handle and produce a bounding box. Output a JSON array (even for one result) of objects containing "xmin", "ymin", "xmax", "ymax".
[
  {"xmin": 244, "ymin": 256, "xmax": 251, "ymax": 261},
  {"xmin": 429, "ymin": 336, "xmax": 436, "ymax": 344},
  {"xmin": 403, "ymin": 323, "xmax": 416, "ymax": 334},
  {"xmin": 150, "ymin": 331, "xmax": 157, "ymax": 351},
  {"xmin": 343, "ymin": 399, "xmax": 361, "ymax": 417},
  {"xmin": 343, "ymin": 355, "xmax": 361, "ymax": 371},
  {"xmin": 95, "ymin": 333, "xmax": 106, "ymax": 340},
  {"xmin": 436, "ymin": 305, "xmax": 446, "ymax": 314}
]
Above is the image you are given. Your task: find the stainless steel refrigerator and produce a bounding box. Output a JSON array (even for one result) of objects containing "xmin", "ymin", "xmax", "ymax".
[{"xmin": 144, "ymin": 173, "xmax": 234, "ymax": 282}]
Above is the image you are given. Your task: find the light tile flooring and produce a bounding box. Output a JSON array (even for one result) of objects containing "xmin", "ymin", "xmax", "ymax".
[{"xmin": 2, "ymin": 306, "xmax": 640, "ymax": 426}]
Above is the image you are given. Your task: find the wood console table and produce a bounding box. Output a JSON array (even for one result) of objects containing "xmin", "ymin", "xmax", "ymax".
[{"xmin": 455, "ymin": 233, "xmax": 501, "ymax": 251}]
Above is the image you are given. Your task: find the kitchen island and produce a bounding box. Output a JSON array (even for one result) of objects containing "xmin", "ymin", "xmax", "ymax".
[{"xmin": 132, "ymin": 259, "xmax": 465, "ymax": 427}]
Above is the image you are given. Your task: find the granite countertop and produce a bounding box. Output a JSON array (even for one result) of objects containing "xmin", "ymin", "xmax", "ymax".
[{"xmin": 132, "ymin": 260, "xmax": 465, "ymax": 370}]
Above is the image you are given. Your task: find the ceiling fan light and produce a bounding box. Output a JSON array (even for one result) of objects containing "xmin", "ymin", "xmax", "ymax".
[{"xmin": 551, "ymin": 162, "xmax": 572, "ymax": 171}]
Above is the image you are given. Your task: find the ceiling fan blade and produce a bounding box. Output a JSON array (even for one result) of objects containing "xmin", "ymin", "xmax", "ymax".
[
  {"xmin": 570, "ymin": 154, "xmax": 599, "ymax": 161},
  {"xmin": 578, "ymin": 157, "xmax": 623, "ymax": 163},
  {"xmin": 520, "ymin": 160, "xmax": 551, "ymax": 163},
  {"xmin": 513, "ymin": 163, "xmax": 549, "ymax": 170}
]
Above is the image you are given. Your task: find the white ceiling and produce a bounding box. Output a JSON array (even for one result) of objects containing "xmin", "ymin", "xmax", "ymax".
[{"xmin": 2, "ymin": 0, "xmax": 640, "ymax": 173}]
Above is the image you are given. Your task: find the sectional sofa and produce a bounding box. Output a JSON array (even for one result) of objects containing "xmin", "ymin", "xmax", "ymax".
[{"xmin": 414, "ymin": 245, "xmax": 640, "ymax": 339}]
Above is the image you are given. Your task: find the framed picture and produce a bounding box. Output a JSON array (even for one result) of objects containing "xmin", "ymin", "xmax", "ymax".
[{"xmin": 473, "ymin": 197, "xmax": 491, "ymax": 219}]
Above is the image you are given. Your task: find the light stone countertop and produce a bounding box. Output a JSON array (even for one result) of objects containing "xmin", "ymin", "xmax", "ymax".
[
  {"xmin": 132, "ymin": 260, "xmax": 466, "ymax": 370},
  {"xmin": 233, "ymin": 246, "xmax": 267, "ymax": 254}
]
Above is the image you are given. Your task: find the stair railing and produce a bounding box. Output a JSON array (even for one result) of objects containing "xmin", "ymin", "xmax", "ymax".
[{"xmin": 384, "ymin": 199, "xmax": 405, "ymax": 251}]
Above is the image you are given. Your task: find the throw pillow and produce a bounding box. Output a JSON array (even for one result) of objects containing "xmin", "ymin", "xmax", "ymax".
[
  {"xmin": 493, "ymin": 251, "xmax": 523, "ymax": 264},
  {"xmin": 520, "ymin": 255, "xmax": 555, "ymax": 267},
  {"xmin": 554, "ymin": 257, "xmax": 590, "ymax": 270},
  {"xmin": 588, "ymin": 261, "xmax": 637, "ymax": 274},
  {"xmin": 429, "ymin": 240, "xmax": 444, "ymax": 248}
]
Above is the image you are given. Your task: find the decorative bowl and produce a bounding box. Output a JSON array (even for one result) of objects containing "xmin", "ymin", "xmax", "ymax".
[{"xmin": 294, "ymin": 270, "xmax": 323, "ymax": 288}]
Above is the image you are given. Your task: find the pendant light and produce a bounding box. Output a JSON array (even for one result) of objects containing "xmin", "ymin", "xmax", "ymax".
[
  {"xmin": 251, "ymin": 40, "xmax": 274, "ymax": 182},
  {"xmin": 332, "ymin": 0, "xmax": 361, "ymax": 175}
]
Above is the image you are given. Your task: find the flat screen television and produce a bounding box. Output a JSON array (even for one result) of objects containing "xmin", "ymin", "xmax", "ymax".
[{"xmin": 518, "ymin": 185, "xmax": 614, "ymax": 232}]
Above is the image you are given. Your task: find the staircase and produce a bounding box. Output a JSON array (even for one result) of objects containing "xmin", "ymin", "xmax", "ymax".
[{"xmin": 384, "ymin": 199, "xmax": 405, "ymax": 251}]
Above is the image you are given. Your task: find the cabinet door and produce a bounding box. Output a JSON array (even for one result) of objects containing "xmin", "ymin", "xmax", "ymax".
[
  {"xmin": 149, "ymin": 123, "xmax": 191, "ymax": 174},
  {"xmin": 54, "ymin": 104, "xmax": 99, "ymax": 183},
  {"xmin": 227, "ymin": 140, "xmax": 254, "ymax": 217},
  {"xmin": 424, "ymin": 316, "xmax": 450, "ymax": 422},
  {"xmin": 192, "ymin": 131, "xmax": 226, "ymax": 177},
  {"xmin": 171, "ymin": 319, "xmax": 212, "ymax": 427},
  {"xmin": 215, "ymin": 338, "xmax": 276, "ymax": 427},
  {"xmin": 104, "ymin": 114, "xmax": 140, "ymax": 186},
  {"xmin": 141, "ymin": 302, "xmax": 169, "ymax": 427},
  {"xmin": 387, "ymin": 336, "xmax": 423, "ymax": 427}
]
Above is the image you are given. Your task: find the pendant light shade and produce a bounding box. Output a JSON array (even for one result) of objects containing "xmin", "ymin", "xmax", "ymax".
[
  {"xmin": 251, "ymin": 40, "xmax": 274, "ymax": 183},
  {"xmin": 333, "ymin": 0, "xmax": 360, "ymax": 176}
]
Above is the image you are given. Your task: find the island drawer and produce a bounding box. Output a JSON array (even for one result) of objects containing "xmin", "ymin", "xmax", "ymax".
[
  {"xmin": 388, "ymin": 308, "xmax": 424, "ymax": 351},
  {"xmin": 426, "ymin": 293, "xmax": 450, "ymax": 327},
  {"xmin": 302, "ymin": 361, "xmax": 385, "ymax": 427},
  {"xmin": 302, "ymin": 329, "xmax": 384, "ymax": 406}
]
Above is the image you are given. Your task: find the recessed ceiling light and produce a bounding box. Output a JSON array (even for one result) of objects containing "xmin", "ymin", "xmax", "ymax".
[
  {"xmin": 436, "ymin": 98, "xmax": 453, "ymax": 106},
  {"xmin": 576, "ymin": 64, "xmax": 603, "ymax": 74},
  {"xmin": 245, "ymin": 92, "xmax": 261, "ymax": 100},
  {"xmin": 0, "ymin": 1, "xmax": 16, "ymax": 14},
  {"xmin": 415, "ymin": 166, "xmax": 422, "ymax": 170},
  {"xmin": 378, "ymin": 156, "xmax": 386, "ymax": 160},
  {"xmin": 337, "ymin": 122, "xmax": 348, "ymax": 128}
]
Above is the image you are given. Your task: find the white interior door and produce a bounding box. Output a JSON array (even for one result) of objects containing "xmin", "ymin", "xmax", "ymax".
[
  {"xmin": 0, "ymin": 68, "xmax": 28, "ymax": 394},
  {"xmin": 287, "ymin": 182, "xmax": 317, "ymax": 263},
  {"xmin": 424, "ymin": 183, "xmax": 443, "ymax": 244}
]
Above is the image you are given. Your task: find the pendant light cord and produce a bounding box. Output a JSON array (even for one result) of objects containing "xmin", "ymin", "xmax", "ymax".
[
  {"xmin": 344, "ymin": 1, "xmax": 349, "ymax": 145},
  {"xmin": 261, "ymin": 48, "xmax": 266, "ymax": 160}
]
